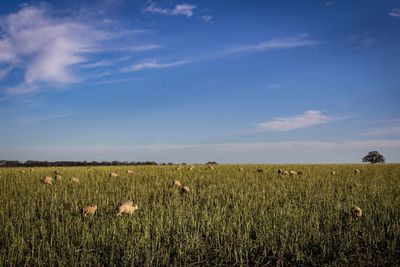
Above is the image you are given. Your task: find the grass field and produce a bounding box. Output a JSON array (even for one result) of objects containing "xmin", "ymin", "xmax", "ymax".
[{"xmin": 0, "ymin": 164, "xmax": 399, "ymax": 266}]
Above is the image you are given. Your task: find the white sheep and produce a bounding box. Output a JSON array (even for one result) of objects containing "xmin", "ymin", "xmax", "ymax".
[
  {"xmin": 181, "ymin": 185, "xmax": 190, "ymax": 194},
  {"xmin": 110, "ymin": 172, "xmax": 118, "ymax": 177},
  {"xmin": 42, "ymin": 176, "xmax": 53, "ymax": 185},
  {"xmin": 55, "ymin": 175, "xmax": 62, "ymax": 182},
  {"xmin": 281, "ymin": 171, "xmax": 289, "ymax": 176},
  {"xmin": 331, "ymin": 170, "xmax": 336, "ymax": 175},
  {"xmin": 172, "ymin": 180, "xmax": 182, "ymax": 188},
  {"xmin": 238, "ymin": 168, "xmax": 244, "ymax": 172},
  {"xmin": 117, "ymin": 201, "xmax": 138, "ymax": 216},
  {"xmin": 70, "ymin": 177, "xmax": 80, "ymax": 183},
  {"xmin": 352, "ymin": 206, "xmax": 362, "ymax": 220},
  {"xmin": 354, "ymin": 169, "xmax": 361, "ymax": 174},
  {"xmin": 81, "ymin": 204, "xmax": 97, "ymax": 217},
  {"xmin": 289, "ymin": 170, "xmax": 297, "ymax": 176},
  {"xmin": 127, "ymin": 170, "xmax": 135, "ymax": 174}
]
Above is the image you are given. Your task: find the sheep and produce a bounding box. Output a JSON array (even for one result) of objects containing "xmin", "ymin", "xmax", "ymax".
[
  {"xmin": 352, "ymin": 206, "xmax": 362, "ymax": 220},
  {"xmin": 70, "ymin": 177, "xmax": 80, "ymax": 183},
  {"xmin": 207, "ymin": 165, "xmax": 214, "ymax": 170},
  {"xmin": 238, "ymin": 168, "xmax": 244, "ymax": 172},
  {"xmin": 42, "ymin": 176, "xmax": 53, "ymax": 185},
  {"xmin": 110, "ymin": 172, "xmax": 118, "ymax": 177},
  {"xmin": 256, "ymin": 169, "xmax": 264, "ymax": 173},
  {"xmin": 117, "ymin": 201, "xmax": 138, "ymax": 216},
  {"xmin": 297, "ymin": 171, "xmax": 304, "ymax": 175},
  {"xmin": 181, "ymin": 185, "xmax": 190, "ymax": 194},
  {"xmin": 281, "ymin": 171, "xmax": 289, "ymax": 176},
  {"xmin": 289, "ymin": 170, "xmax": 297, "ymax": 176},
  {"xmin": 354, "ymin": 169, "xmax": 361, "ymax": 174},
  {"xmin": 172, "ymin": 180, "xmax": 182, "ymax": 188},
  {"xmin": 127, "ymin": 170, "xmax": 135, "ymax": 174},
  {"xmin": 331, "ymin": 170, "xmax": 336, "ymax": 175},
  {"xmin": 81, "ymin": 204, "xmax": 97, "ymax": 217},
  {"xmin": 55, "ymin": 175, "xmax": 62, "ymax": 182},
  {"xmin": 188, "ymin": 165, "xmax": 194, "ymax": 171},
  {"xmin": 278, "ymin": 169, "xmax": 283, "ymax": 174}
]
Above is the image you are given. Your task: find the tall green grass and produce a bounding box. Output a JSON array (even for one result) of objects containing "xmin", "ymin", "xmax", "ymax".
[{"xmin": 0, "ymin": 164, "xmax": 399, "ymax": 266}]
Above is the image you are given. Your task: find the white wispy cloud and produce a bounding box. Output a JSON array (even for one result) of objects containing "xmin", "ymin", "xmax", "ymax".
[
  {"xmin": 0, "ymin": 5, "xmax": 158, "ymax": 95},
  {"xmin": 120, "ymin": 44, "xmax": 162, "ymax": 52},
  {"xmin": 201, "ymin": 15, "xmax": 213, "ymax": 23},
  {"xmin": 226, "ymin": 34, "xmax": 319, "ymax": 54},
  {"xmin": 144, "ymin": 3, "xmax": 196, "ymax": 17},
  {"xmin": 0, "ymin": 6, "xmax": 105, "ymax": 94},
  {"xmin": 255, "ymin": 110, "xmax": 333, "ymax": 132},
  {"xmin": 126, "ymin": 59, "xmax": 188, "ymax": 72},
  {"xmin": 389, "ymin": 8, "xmax": 400, "ymax": 17}
]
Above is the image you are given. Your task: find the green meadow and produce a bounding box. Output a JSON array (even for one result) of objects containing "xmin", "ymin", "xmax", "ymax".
[{"xmin": 0, "ymin": 164, "xmax": 399, "ymax": 266}]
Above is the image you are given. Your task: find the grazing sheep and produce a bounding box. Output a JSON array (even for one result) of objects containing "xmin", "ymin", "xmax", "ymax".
[
  {"xmin": 352, "ymin": 206, "xmax": 362, "ymax": 220},
  {"xmin": 207, "ymin": 165, "xmax": 214, "ymax": 170},
  {"xmin": 355, "ymin": 169, "xmax": 361, "ymax": 174},
  {"xmin": 117, "ymin": 201, "xmax": 138, "ymax": 216},
  {"xmin": 289, "ymin": 170, "xmax": 297, "ymax": 176},
  {"xmin": 81, "ymin": 204, "xmax": 97, "ymax": 217},
  {"xmin": 181, "ymin": 185, "xmax": 190, "ymax": 194},
  {"xmin": 331, "ymin": 170, "xmax": 336, "ymax": 175},
  {"xmin": 172, "ymin": 180, "xmax": 182, "ymax": 188},
  {"xmin": 42, "ymin": 176, "xmax": 53, "ymax": 185},
  {"xmin": 256, "ymin": 169, "xmax": 264, "ymax": 173},
  {"xmin": 110, "ymin": 172, "xmax": 118, "ymax": 177},
  {"xmin": 55, "ymin": 175, "xmax": 62, "ymax": 182},
  {"xmin": 127, "ymin": 170, "xmax": 135, "ymax": 174},
  {"xmin": 281, "ymin": 171, "xmax": 289, "ymax": 176},
  {"xmin": 238, "ymin": 168, "xmax": 244, "ymax": 172},
  {"xmin": 278, "ymin": 169, "xmax": 283, "ymax": 174},
  {"xmin": 70, "ymin": 177, "xmax": 80, "ymax": 183}
]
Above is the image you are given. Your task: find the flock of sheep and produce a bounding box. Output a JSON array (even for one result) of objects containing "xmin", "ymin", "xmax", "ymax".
[{"xmin": 39, "ymin": 166, "xmax": 364, "ymax": 220}]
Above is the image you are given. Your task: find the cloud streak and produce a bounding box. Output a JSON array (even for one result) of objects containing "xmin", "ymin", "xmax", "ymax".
[
  {"xmin": 226, "ymin": 34, "xmax": 319, "ymax": 54},
  {"xmin": 255, "ymin": 110, "xmax": 333, "ymax": 132},
  {"xmin": 389, "ymin": 8, "xmax": 400, "ymax": 17},
  {"xmin": 144, "ymin": 3, "xmax": 196, "ymax": 17},
  {"xmin": 126, "ymin": 59, "xmax": 188, "ymax": 72}
]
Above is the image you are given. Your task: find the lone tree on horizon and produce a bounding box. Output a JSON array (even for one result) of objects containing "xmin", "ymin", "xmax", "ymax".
[{"xmin": 362, "ymin": 151, "xmax": 385, "ymax": 164}]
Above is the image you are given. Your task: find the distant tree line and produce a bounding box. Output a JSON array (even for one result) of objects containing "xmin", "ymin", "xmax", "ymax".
[{"xmin": 0, "ymin": 160, "xmax": 174, "ymax": 167}]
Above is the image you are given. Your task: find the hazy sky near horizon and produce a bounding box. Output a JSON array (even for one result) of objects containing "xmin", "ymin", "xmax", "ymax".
[{"xmin": 0, "ymin": 0, "xmax": 400, "ymax": 163}]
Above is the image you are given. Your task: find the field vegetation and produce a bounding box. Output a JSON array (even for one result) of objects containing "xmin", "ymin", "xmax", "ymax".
[{"xmin": 0, "ymin": 164, "xmax": 399, "ymax": 266}]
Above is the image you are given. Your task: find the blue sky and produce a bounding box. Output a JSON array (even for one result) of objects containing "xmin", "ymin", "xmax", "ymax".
[{"xmin": 0, "ymin": 0, "xmax": 400, "ymax": 163}]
